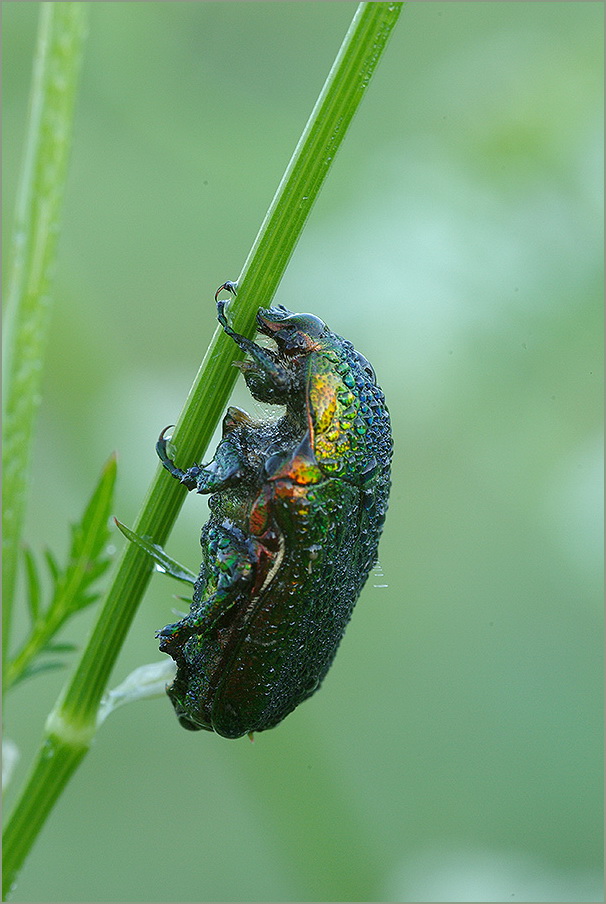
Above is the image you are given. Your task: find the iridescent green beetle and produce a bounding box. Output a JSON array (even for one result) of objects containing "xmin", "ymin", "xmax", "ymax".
[{"xmin": 156, "ymin": 287, "xmax": 392, "ymax": 738}]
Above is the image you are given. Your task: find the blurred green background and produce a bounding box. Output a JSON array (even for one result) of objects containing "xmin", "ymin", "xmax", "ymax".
[{"xmin": 2, "ymin": 3, "xmax": 603, "ymax": 902}]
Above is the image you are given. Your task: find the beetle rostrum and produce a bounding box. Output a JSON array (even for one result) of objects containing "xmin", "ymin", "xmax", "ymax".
[{"xmin": 156, "ymin": 290, "xmax": 392, "ymax": 738}]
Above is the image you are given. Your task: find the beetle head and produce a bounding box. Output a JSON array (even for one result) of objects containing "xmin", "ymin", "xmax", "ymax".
[{"xmin": 257, "ymin": 307, "xmax": 328, "ymax": 356}]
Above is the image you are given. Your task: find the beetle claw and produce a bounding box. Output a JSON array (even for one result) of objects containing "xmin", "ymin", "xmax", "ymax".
[
  {"xmin": 214, "ymin": 280, "xmax": 238, "ymax": 303},
  {"xmin": 157, "ymin": 424, "xmax": 175, "ymax": 453},
  {"xmin": 156, "ymin": 425, "xmax": 198, "ymax": 488}
]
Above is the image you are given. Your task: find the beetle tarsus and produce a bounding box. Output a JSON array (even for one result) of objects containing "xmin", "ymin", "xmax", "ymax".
[
  {"xmin": 214, "ymin": 280, "xmax": 238, "ymax": 303},
  {"xmin": 156, "ymin": 426, "xmax": 198, "ymax": 490}
]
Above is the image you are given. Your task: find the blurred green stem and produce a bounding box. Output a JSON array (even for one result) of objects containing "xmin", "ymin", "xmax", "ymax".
[
  {"xmin": 2, "ymin": 2, "xmax": 87, "ymax": 680},
  {"xmin": 2, "ymin": 3, "xmax": 403, "ymax": 896}
]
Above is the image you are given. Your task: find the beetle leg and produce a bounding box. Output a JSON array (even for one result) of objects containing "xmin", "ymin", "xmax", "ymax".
[
  {"xmin": 216, "ymin": 298, "xmax": 292, "ymax": 395},
  {"xmin": 157, "ymin": 520, "xmax": 258, "ymax": 654},
  {"xmin": 156, "ymin": 426, "xmax": 200, "ymax": 490},
  {"xmin": 157, "ymin": 421, "xmax": 252, "ymax": 494}
]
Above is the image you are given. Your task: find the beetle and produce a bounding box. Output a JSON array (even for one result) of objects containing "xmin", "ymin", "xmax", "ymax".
[{"xmin": 156, "ymin": 286, "xmax": 392, "ymax": 738}]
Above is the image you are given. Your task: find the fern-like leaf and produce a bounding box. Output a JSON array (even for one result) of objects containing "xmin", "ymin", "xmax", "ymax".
[
  {"xmin": 22, "ymin": 546, "xmax": 41, "ymax": 625},
  {"xmin": 44, "ymin": 548, "xmax": 60, "ymax": 583},
  {"xmin": 51, "ymin": 454, "xmax": 117, "ymax": 615},
  {"xmin": 42, "ymin": 641, "xmax": 78, "ymax": 654},
  {"xmin": 5, "ymin": 454, "xmax": 118, "ymax": 691},
  {"xmin": 11, "ymin": 660, "xmax": 67, "ymax": 687}
]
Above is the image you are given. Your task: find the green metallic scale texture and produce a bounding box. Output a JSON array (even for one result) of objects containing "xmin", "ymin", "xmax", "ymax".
[{"xmin": 156, "ymin": 293, "xmax": 392, "ymax": 738}]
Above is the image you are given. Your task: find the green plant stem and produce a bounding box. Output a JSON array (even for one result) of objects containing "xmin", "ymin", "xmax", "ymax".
[
  {"xmin": 2, "ymin": 2, "xmax": 87, "ymax": 680},
  {"xmin": 2, "ymin": 741, "xmax": 89, "ymax": 890},
  {"xmin": 1, "ymin": 3, "xmax": 403, "ymax": 896}
]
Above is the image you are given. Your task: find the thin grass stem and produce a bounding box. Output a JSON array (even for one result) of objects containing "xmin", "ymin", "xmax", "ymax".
[{"xmin": 2, "ymin": 5, "xmax": 403, "ymax": 895}]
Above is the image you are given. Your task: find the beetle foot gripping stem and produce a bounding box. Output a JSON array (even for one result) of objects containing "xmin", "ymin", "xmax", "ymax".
[
  {"xmin": 156, "ymin": 426, "xmax": 198, "ymax": 491},
  {"xmin": 214, "ymin": 280, "xmax": 238, "ymax": 303}
]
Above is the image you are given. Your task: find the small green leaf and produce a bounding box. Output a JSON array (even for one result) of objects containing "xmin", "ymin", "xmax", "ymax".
[
  {"xmin": 71, "ymin": 592, "xmax": 101, "ymax": 611},
  {"xmin": 5, "ymin": 455, "xmax": 118, "ymax": 692},
  {"xmin": 42, "ymin": 642, "xmax": 78, "ymax": 654},
  {"xmin": 22, "ymin": 546, "xmax": 41, "ymax": 625},
  {"xmin": 44, "ymin": 548, "xmax": 60, "ymax": 583},
  {"xmin": 12, "ymin": 660, "xmax": 67, "ymax": 687},
  {"xmin": 114, "ymin": 519, "xmax": 196, "ymax": 585},
  {"xmin": 52, "ymin": 453, "xmax": 117, "ymax": 615}
]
